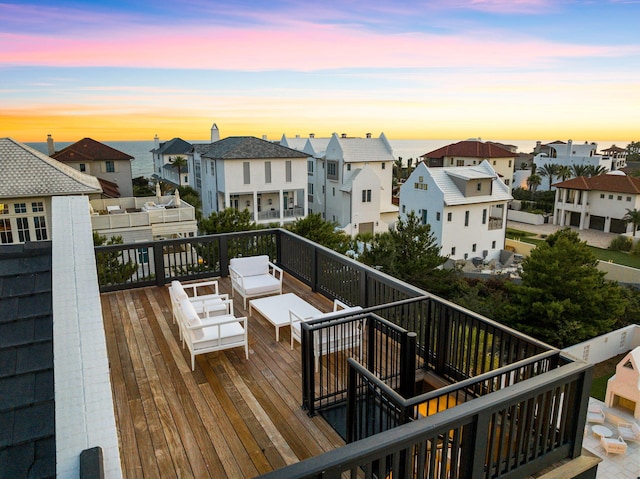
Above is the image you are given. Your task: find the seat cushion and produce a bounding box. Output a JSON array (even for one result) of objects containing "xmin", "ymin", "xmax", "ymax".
[
  {"xmin": 180, "ymin": 299, "xmax": 204, "ymax": 340},
  {"xmin": 171, "ymin": 281, "xmax": 188, "ymax": 302},
  {"xmin": 191, "ymin": 298, "xmax": 227, "ymax": 316},
  {"xmin": 191, "ymin": 319, "xmax": 245, "ymax": 351},
  {"xmin": 230, "ymin": 255, "xmax": 269, "ymax": 277},
  {"xmin": 241, "ymin": 274, "xmax": 280, "ymax": 295}
]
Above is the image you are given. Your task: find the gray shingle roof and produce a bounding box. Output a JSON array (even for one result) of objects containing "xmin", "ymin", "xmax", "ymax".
[
  {"xmin": 199, "ymin": 136, "xmax": 308, "ymax": 160},
  {"xmin": 0, "ymin": 138, "xmax": 102, "ymax": 198},
  {"xmin": 151, "ymin": 138, "xmax": 193, "ymax": 156},
  {"xmin": 0, "ymin": 242, "xmax": 55, "ymax": 478}
]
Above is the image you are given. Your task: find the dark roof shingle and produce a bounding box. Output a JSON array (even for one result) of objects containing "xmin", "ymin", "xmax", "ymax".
[{"xmin": 200, "ymin": 136, "xmax": 308, "ymax": 160}]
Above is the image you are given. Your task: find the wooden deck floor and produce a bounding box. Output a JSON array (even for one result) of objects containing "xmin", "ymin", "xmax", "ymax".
[{"xmin": 101, "ymin": 274, "xmax": 345, "ymax": 479}]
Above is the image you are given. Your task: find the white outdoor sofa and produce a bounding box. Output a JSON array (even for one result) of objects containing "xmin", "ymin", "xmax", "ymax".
[
  {"xmin": 229, "ymin": 255, "xmax": 283, "ymax": 308},
  {"xmin": 600, "ymin": 435, "xmax": 627, "ymax": 456},
  {"xmin": 290, "ymin": 299, "xmax": 363, "ymax": 371},
  {"xmin": 618, "ymin": 421, "xmax": 640, "ymax": 442},
  {"xmin": 586, "ymin": 405, "xmax": 605, "ymax": 424},
  {"xmin": 176, "ymin": 297, "xmax": 248, "ymax": 371},
  {"xmin": 168, "ymin": 279, "xmax": 228, "ymax": 326}
]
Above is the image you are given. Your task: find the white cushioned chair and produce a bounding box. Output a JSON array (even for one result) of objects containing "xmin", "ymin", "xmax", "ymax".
[
  {"xmin": 168, "ymin": 280, "xmax": 228, "ymax": 325},
  {"xmin": 177, "ymin": 298, "xmax": 248, "ymax": 371},
  {"xmin": 600, "ymin": 435, "xmax": 627, "ymax": 456},
  {"xmin": 229, "ymin": 255, "xmax": 283, "ymax": 308},
  {"xmin": 618, "ymin": 421, "xmax": 640, "ymax": 442},
  {"xmin": 290, "ymin": 299, "xmax": 363, "ymax": 371}
]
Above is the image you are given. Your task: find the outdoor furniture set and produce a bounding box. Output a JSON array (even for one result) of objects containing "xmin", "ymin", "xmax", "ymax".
[
  {"xmin": 585, "ymin": 403, "xmax": 639, "ymax": 456},
  {"xmin": 169, "ymin": 254, "xmax": 364, "ymax": 373}
]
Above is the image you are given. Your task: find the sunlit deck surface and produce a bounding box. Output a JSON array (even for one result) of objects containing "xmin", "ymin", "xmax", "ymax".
[{"xmin": 101, "ymin": 274, "xmax": 345, "ymax": 479}]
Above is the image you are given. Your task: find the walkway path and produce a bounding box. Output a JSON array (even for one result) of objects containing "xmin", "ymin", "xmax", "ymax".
[{"xmin": 507, "ymin": 220, "xmax": 622, "ymax": 249}]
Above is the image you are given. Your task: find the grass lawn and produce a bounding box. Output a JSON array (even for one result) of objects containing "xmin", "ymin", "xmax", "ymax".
[
  {"xmin": 507, "ymin": 228, "xmax": 640, "ymax": 269},
  {"xmin": 591, "ymin": 373, "xmax": 615, "ymax": 401}
]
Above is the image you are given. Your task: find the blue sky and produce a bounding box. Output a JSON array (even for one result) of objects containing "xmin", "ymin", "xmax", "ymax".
[{"xmin": 2, "ymin": 0, "xmax": 639, "ymax": 142}]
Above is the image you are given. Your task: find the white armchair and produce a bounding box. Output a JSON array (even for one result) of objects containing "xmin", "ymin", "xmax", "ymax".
[
  {"xmin": 618, "ymin": 421, "xmax": 640, "ymax": 442},
  {"xmin": 229, "ymin": 255, "xmax": 283, "ymax": 308},
  {"xmin": 586, "ymin": 405, "xmax": 605, "ymax": 424},
  {"xmin": 168, "ymin": 280, "xmax": 228, "ymax": 325},
  {"xmin": 178, "ymin": 298, "xmax": 248, "ymax": 371},
  {"xmin": 600, "ymin": 435, "xmax": 627, "ymax": 456}
]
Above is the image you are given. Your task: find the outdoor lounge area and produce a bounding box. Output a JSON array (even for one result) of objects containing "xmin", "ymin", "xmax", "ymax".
[{"xmin": 92, "ymin": 228, "xmax": 598, "ymax": 479}]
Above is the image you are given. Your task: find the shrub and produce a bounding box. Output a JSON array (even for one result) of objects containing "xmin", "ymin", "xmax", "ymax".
[
  {"xmin": 609, "ymin": 235, "xmax": 633, "ymax": 252},
  {"xmin": 632, "ymin": 241, "xmax": 640, "ymax": 256}
]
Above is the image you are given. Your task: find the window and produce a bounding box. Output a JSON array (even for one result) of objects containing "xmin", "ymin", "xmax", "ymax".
[
  {"xmin": 421, "ymin": 210, "xmax": 427, "ymax": 224},
  {"xmin": 332, "ymin": 187, "xmax": 335, "ymax": 197},
  {"xmin": 482, "ymin": 209, "xmax": 487, "ymax": 224},
  {"xmin": 464, "ymin": 210, "xmax": 469, "ymax": 226},
  {"xmin": 436, "ymin": 212, "xmax": 441, "ymax": 221},
  {"xmin": 627, "ymin": 196, "xmax": 632, "ymax": 202},
  {"xmin": 0, "ymin": 218, "xmax": 12, "ymax": 243},
  {"xmin": 617, "ymin": 195, "xmax": 622, "ymax": 201},
  {"xmin": 327, "ymin": 161, "xmax": 338, "ymax": 180},
  {"xmin": 105, "ymin": 161, "xmax": 115, "ymax": 173},
  {"xmin": 456, "ymin": 160, "xmax": 464, "ymax": 166},
  {"xmin": 504, "ymin": 179, "xmax": 510, "ymax": 185},
  {"xmin": 493, "ymin": 160, "xmax": 496, "ymax": 165},
  {"xmin": 17, "ymin": 217, "xmax": 30, "ymax": 242},
  {"xmin": 308, "ymin": 161, "xmax": 314, "ymax": 174},
  {"xmin": 0, "ymin": 204, "xmax": 7, "ymax": 215},
  {"xmin": 464, "ymin": 253, "xmax": 468, "ymax": 259},
  {"xmin": 472, "ymin": 243, "xmax": 477, "ymax": 252},
  {"xmin": 347, "ymin": 164, "xmax": 351, "ymax": 171},
  {"xmin": 137, "ymin": 247, "xmax": 149, "ymax": 264},
  {"xmin": 451, "ymin": 247, "xmax": 456, "ymax": 255},
  {"xmin": 308, "ymin": 183, "xmax": 314, "ymax": 195},
  {"xmin": 508, "ymin": 160, "xmax": 512, "ymax": 168},
  {"xmin": 382, "ymin": 162, "xmax": 386, "ymax": 170},
  {"xmin": 362, "ymin": 189, "xmax": 372, "ymax": 202},
  {"xmin": 419, "ymin": 176, "xmax": 423, "ymax": 182},
  {"xmin": 34, "ymin": 216, "xmax": 47, "ymax": 241},
  {"xmin": 402, "ymin": 205, "xmax": 406, "ymax": 213},
  {"xmin": 265, "ymin": 161, "xmax": 271, "ymax": 183},
  {"xmin": 31, "ymin": 202, "xmax": 44, "ymax": 212},
  {"xmin": 286, "ymin": 160, "xmax": 292, "ymax": 182},
  {"xmin": 14, "ymin": 203, "xmax": 26, "ymax": 214},
  {"xmin": 492, "ymin": 240, "xmax": 496, "ymax": 249},
  {"xmin": 210, "ymin": 161, "xmax": 215, "ymax": 176},
  {"xmin": 477, "ymin": 183, "xmax": 482, "ymax": 191},
  {"xmin": 414, "ymin": 183, "xmax": 427, "ymax": 190},
  {"xmin": 184, "ymin": 175, "xmax": 188, "ymax": 184},
  {"xmin": 243, "ymin": 162, "xmax": 250, "ymax": 184},
  {"xmin": 447, "ymin": 212, "xmax": 452, "ymax": 222},
  {"xmin": 79, "ymin": 163, "xmax": 86, "ymax": 172},
  {"xmin": 609, "ymin": 194, "xmax": 613, "ymax": 199},
  {"xmin": 600, "ymin": 193, "xmax": 605, "ymax": 198}
]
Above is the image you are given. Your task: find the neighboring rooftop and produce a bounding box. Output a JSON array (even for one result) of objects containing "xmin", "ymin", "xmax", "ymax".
[
  {"xmin": 198, "ymin": 136, "xmax": 309, "ymax": 160},
  {"xmin": 150, "ymin": 137, "xmax": 193, "ymax": 155},
  {"xmin": 0, "ymin": 137, "xmax": 102, "ymax": 198},
  {"xmin": 51, "ymin": 138, "xmax": 133, "ymax": 163},
  {"xmin": 553, "ymin": 172, "xmax": 640, "ymax": 194},
  {"xmin": 421, "ymin": 140, "xmax": 515, "ymax": 160},
  {"xmin": 0, "ymin": 242, "xmax": 55, "ymax": 478}
]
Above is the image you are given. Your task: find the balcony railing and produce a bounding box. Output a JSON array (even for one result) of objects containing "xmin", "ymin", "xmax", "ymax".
[
  {"xmin": 94, "ymin": 229, "xmax": 593, "ymax": 479},
  {"xmin": 257, "ymin": 206, "xmax": 305, "ymax": 221},
  {"xmin": 488, "ymin": 217, "xmax": 503, "ymax": 230}
]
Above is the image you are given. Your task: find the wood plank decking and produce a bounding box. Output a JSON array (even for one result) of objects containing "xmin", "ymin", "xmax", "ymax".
[{"xmin": 101, "ymin": 274, "xmax": 345, "ymax": 479}]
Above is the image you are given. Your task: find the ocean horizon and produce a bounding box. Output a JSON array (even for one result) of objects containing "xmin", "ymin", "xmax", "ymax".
[{"xmin": 27, "ymin": 138, "xmax": 626, "ymax": 180}]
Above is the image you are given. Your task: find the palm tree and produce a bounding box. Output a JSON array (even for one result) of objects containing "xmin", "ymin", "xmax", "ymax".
[
  {"xmin": 526, "ymin": 173, "xmax": 542, "ymax": 199},
  {"xmin": 585, "ymin": 165, "xmax": 608, "ymax": 177},
  {"xmin": 570, "ymin": 164, "xmax": 588, "ymax": 177},
  {"xmin": 623, "ymin": 208, "xmax": 640, "ymax": 236},
  {"xmin": 539, "ymin": 163, "xmax": 559, "ymax": 190},
  {"xmin": 393, "ymin": 157, "xmax": 403, "ymax": 185},
  {"xmin": 170, "ymin": 155, "xmax": 188, "ymax": 185},
  {"xmin": 557, "ymin": 165, "xmax": 572, "ymax": 181}
]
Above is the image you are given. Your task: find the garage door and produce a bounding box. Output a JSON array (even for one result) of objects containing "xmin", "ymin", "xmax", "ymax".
[
  {"xmin": 610, "ymin": 218, "xmax": 627, "ymax": 234},
  {"xmin": 570, "ymin": 212, "xmax": 581, "ymax": 227},
  {"xmin": 589, "ymin": 215, "xmax": 605, "ymax": 231}
]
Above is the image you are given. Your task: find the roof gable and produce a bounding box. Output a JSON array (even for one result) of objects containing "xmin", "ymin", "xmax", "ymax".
[
  {"xmin": 326, "ymin": 133, "xmax": 394, "ymax": 162},
  {"xmin": 52, "ymin": 138, "xmax": 133, "ymax": 162},
  {"xmin": 422, "ymin": 140, "xmax": 515, "ymax": 160},
  {"xmin": 200, "ymin": 136, "xmax": 308, "ymax": 160},
  {"xmin": 151, "ymin": 138, "xmax": 193, "ymax": 156},
  {"xmin": 0, "ymin": 138, "xmax": 102, "ymax": 198}
]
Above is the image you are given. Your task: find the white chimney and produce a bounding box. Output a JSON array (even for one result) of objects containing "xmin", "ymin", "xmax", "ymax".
[
  {"xmin": 46, "ymin": 134, "xmax": 55, "ymax": 156},
  {"xmin": 366, "ymin": 132, "xmax": 372, "ymax": 139},
  {"xmin": 341, "ymin": 133, "xmax": 347, "ymax": 138},
  {"xmin": 154, "ymin": 134, "xmax": 160, "ymax": 149},
  {"xmin": 262, "ymin": 135, "xmax": 268, "ymax": 140},
  {"xmin": 309, "ymin": 133, "xmax": 315, "ymax": 138},
  {"xmin": 211, "ymin": 123, "xmax": 220, "ymax": 142}
]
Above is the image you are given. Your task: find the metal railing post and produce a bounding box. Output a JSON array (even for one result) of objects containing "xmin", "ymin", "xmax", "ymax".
[
  {"xmin": 400, "ymin": 332, "xmax": 417, "ymax": 402},
  {"xmin": 346, "ymin": 360, "xmax": 357, "ymax": 443},
  {"xmin": 153, "ymin": 241, "xmax": 165, "ymax": 286}
]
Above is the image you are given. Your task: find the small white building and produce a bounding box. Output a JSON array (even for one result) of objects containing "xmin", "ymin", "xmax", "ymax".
[
  {"xmin": 283, "ymin": 132, "xmax": 397, "ymax": 236},
  {"xmin": 400, "ymin": 161, "xmax": 512, "ymax": 261},
  {"xmin": 196, "ymin": 136, "xmax": 309, "ymax": 225},
  {"xmin": 553, "ymin": 171, "xmax": 640, "ymax": 233},
  {"xmin": 151, "ymin": 136, "xmax": 194, "ymax": 187}
]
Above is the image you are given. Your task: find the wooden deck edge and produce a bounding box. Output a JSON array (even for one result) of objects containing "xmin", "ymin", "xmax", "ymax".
[{"xmin": 528, "ymin": 449, "xmax": 602, "ymax": 479}]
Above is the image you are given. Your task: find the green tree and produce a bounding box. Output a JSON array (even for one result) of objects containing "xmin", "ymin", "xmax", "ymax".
[
  {"xmin": 626, "ymin": 141, "xmax": 640, "ymax": 162},
  {"xmin": 526, "ymin": 173, "xmax": 541, "ymax": 198},
  {"xmin": 358, "ymin": 212, "xmax": 455, "ymax": 297},
  {"xmin": 585, "ymin": 165, "xmax": 608, "ymax": 177},
  {"xmin": 570, "ymin": 164, "xmax": 588, "ymax": 177},
  {"xmin": 286, "ymin": 213, "xmax": 350, "ymax": 254},
  {"xmin": 93, "ymin": 232, "xmax": 138, "ymax": 286},
  {"xmin": 505, "ymin": 228, "xmax": 623, "ymax": 347},
  {"xmin": 176, "ymin": 185, "xmax": 202, "ymax": 220},
  {"xmin": 538, "ymin": 163, "xmax": 559, "ymax": 190},
  {"xmin": 557, "ymin": 165, "xmax": 572, "ymax": 182},
  {"xmin": 199, "ymin": 208, "xmax": 256, "ymax": 234},
  {"xmin": 132, "ymin": 176, "xmax": 155, "ymax": 196},
  {"xmin": 170, "ymin": 155, "xmax": 188, "ymax": 185},
  {"xmin": 393, "ymin": 157, "xmax": 404, "ymax": 185},
  {"xmin": 623, "ymin": 208, "xmax": 640, "ymax": 236}
]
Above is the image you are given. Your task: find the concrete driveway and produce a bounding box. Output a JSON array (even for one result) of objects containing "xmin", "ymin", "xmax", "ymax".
[{"xmin": 506, "ymin": 220, "xmax": 626, "ymax": 249}]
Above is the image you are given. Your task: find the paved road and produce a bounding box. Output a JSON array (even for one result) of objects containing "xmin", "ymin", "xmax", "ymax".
[{"xmin": 506, "ymin": 220, "xmax": 624, "ymax": 249}]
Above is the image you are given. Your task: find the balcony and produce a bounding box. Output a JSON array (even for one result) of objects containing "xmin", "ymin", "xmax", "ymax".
[
  {"xmin": 488, "ymin": 217, "xmax": 503, "ymax": 230},
  {"xmin": 257, "ymin": 206, "xmax": 304, "ymax": 221},
  {"xmin": 96, "ymin": 230, "xmax": 596, "ymax": 478}
]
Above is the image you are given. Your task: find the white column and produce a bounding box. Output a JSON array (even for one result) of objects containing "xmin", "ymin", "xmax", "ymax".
[
  {"xmin": 279, "ymin": 189, "xmax": 284, "ymax": 225},
  {"xmin": 253, "ymin": 191, "xmax": 258, "ymax": 222}
]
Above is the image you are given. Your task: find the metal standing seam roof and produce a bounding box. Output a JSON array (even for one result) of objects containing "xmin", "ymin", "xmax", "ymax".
[
  {"xmin": 198, "ymin": 136, "xmax": 308, "ymax": 160},
  {"xmin": 428, "ymin": 161, "xmax": 512, "ymax": 206},
  {"xmin": 332, "ymin": 137, "xmax": 395, "ymax": 163},
  {"xmin": 0, "ymin": 138, "xmax": 102, "ymax": 198}
]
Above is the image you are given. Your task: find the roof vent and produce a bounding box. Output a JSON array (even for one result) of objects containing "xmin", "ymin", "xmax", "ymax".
[
  {"xmin": 366, "ymin": 133, "xmax": 372, "ymax": 139},
  {"xmin": 341, "ymin": 133, "xmax": 347, "ymax": 138},
  {"xmin": 309, "ymin": 133, "xmax": 315, "ymax": 138}
]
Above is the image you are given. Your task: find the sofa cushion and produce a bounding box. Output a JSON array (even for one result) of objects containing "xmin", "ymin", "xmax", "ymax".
[
  {"xmin": 191, "ymin": 318, "xmax": 245, "ymax": 351},
  {"xmin": 230, "ymin": 255, "xmax": 269, "ymax": 277},
  {"xmin": 191, "ymin": 298, "xmax": 227, "ymax": 316},
  {"xmin": 241, "ymin": 274, "xmax": 280, "ymax": 295},
  {"xmin": 171, "ymin": 280, "xmax": 189, "ymax": 301},
  {"xmin": 180, "ymin": 299, "xmax": 204, "ymax": 340}
]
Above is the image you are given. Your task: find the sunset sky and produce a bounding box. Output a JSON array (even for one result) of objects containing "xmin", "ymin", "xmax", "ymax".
[{"xmin": 2, "ymin": 0, "xmax": 639, "ymax": 143}]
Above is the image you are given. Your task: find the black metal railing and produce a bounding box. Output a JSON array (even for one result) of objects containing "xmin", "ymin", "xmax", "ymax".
[{"xmin": 257, "ymin": 359, "xmax": 592, "ymax": 479}]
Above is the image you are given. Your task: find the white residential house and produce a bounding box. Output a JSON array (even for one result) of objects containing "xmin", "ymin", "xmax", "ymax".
[
  {"xmin": 399, "ymin": 161, "xmax": 512, "ymax": 261},
  {"xmin": 420, "ymin": 139, "xmax": 516, "ymax": 192},
  {"xmin": 553, "ymin": 171, "xmax": 640, "ymax": 233},
  {"xmin": 0, "ymin": 137, "xmax": 102, "ymax": 244},
  {"xmin": 151, "ymin": 136, "xmax": 194, "ymax": 187},
  {"xmin": 195, "ymin": 136, "xmax": 309, "ymax": 225},
  {"xmin": 533, "ymin": 140, "xmax": 626, "ymax": 190},
  {"xmin": 283, "ymin": 132, "xmax": 397, "ymax": 236}
]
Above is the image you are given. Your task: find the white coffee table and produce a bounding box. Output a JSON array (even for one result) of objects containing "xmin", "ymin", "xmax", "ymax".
[
  {"xmin": 592, "ymin": 425, "xmax": 612, "ymax": 438},
  {"xmin": 249, "ymin": 293, "xmax": 321, "ymax": 341}
]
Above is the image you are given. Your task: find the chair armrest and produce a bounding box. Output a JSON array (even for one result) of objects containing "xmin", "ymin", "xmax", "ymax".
[
  {"xmin": 268, "ymin": 262, "xmax": 284, "ymax": 282},
  {"xmin": 229, "ymin": 266, "xmax": 245, "ymax": 286},
  {"xmin": 187, "ymin": 314, "xmax": 247, "ymax": 330},
  {"xmin": 184, "ymin": 280, "xmax": 219, "ymax": 297},
  {"xmin": 290, "ymin": 309, "xmax": 312, "ymax": 326}
]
